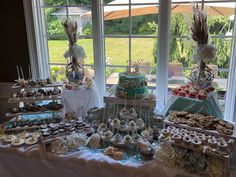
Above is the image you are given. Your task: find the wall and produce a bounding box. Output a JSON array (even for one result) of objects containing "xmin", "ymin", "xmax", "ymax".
[
  {"xmin": 2, "ymin": 0, "xmax": 30, "ymax": 82},
  {"xmin": 0, "ymin": 0, "xmax": 30, "ymax": 119}
]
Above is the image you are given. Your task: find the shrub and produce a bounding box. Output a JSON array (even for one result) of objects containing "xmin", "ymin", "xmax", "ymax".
[{"xmin": 83, "ymin": 22, "xmax": 93, "ymax": 35}]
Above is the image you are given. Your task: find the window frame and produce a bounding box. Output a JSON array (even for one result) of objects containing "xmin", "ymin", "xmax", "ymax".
[{"xmin": 24, "ymin": 0, "xmax": 236, "ymax": 122}]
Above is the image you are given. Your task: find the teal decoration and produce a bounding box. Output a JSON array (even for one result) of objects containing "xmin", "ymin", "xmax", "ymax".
[{"xmin": 163, "ymin": 93, "xmax": 224, "ymax": 119}]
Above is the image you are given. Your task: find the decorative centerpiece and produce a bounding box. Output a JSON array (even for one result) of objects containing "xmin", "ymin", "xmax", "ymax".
[
  {"xmin": 62, "ymin": 19, "xmax": 93, "ymax": 90},
  {"xmin": 115, "ymin": 61, "xmax": 148, "ymax": 99},
  {"xmin": 172, "ymin": 4, "xmax": 217, "ymax": 100},
  {"xmin": 190, "ymin": 4, "xmax": 216, "ymax": 89}
]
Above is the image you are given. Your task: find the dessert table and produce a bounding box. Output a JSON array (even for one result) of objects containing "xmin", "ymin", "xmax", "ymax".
[{"xmin": 2, "ymin": 143, "xmax": 235, "ymax": 177}]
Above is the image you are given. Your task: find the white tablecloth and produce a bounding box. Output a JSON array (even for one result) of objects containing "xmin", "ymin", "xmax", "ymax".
[
  {"xmin": 0, "ymin": 143, "xmax": 235, "ymax": 177},
  {"xmin": 62, "ymin": 85, "xmax": 102, "ymax": 118}
]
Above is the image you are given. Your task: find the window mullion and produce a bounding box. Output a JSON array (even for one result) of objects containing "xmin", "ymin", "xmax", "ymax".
[
  {"xmin": 92, "ymin": 0, "xmax": 106, "ymax": 98},
  {"xmin": 128, "ymin": 0, "xmax": 132, "ymax": 67},
  {"xmin": 157, "ymin": 0, "xmax": 171, "ymax": 110},
  {"xmin": 224, "ymin": 3, "xmax": 236, "ymax": 122}
]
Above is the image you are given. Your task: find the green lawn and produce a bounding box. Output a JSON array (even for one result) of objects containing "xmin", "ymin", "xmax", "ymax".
[{"xmin": 48, "ymin": 38, "xmax": 156, "ymax": 66}]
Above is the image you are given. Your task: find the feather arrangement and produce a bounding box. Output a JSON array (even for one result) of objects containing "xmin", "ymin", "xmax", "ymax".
[
  {"xmin": 191, "ymin": 3, "xmax": 216, "ymax": 63},
  {"xmin": 190, "ymin": 3, "xmax": 216, "ymax": 88},
  {"xmin": 62, "ymin": 19, "xmax": 86, "ymax": 63},
  {"xmin": 191, "ymin": 3, "xmax": 209, "ymax": 45}
]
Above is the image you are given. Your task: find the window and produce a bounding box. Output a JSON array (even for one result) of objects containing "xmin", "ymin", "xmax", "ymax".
[
  {"xmin": 103, "ymin": 0, "xmax": 159, "ymax": 92},
  {"xmin": 169, "ymin": 0, "xmax": 236, "ymax": 113},
  {"xmin": 32, "ymin": 0, "xmax": 95, "ymax": 82},
  {"xmin": 25, "ymin": 0, "xmax": 236, "ymax": 121}
]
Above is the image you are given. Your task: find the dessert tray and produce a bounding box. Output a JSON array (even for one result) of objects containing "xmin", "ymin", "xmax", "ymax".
[
  {"xmin": 160, "ymin": 126, "xmax": 233, "ymax": 159},
  {"xmin": 0, "ymin": 131, "xmax": 41, "ymax": 147},
  {"xmin": 164, "ymin": 111, "xmax": 235, "ymax": 138}
]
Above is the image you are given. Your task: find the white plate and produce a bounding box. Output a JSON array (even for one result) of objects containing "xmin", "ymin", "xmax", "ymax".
[
  {"xmin": 11, "ymin": 138, "xmax": 24, "ymax": 146},
  {"xmin": 25, "ymin": 137, "xmax": 39, "ymax": 145},
  {"xmin": 3, "ymin": 135, "xmax": 17, "ymax": 142}
]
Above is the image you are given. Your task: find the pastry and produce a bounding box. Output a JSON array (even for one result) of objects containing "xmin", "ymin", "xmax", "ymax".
[
  {"xmin": 128, "ymin": 121, "xmax": 136, "ymax": 130},
  {"xmin": 69, "ymin": 127, "xmax": 75, "ymax": 132},
  {"xmin": 87, "ymin": 134, "xmax": 101, "ymax": 149},
  {"xmin": 25, "ymin": 137, "xmax": 39, "ymax": 145},
  {"xmin": 84, "ymin": 124, "xmax": 92, "ymax": 132},
  {"xmin": 167, "ymin": 126, "xmax": 176, "ymax": 131},
  {"xmin": 141, "ymin": 129, "xmax": 150, "ymax": 138},
  {"xmin": 3, "ymin": 135, "xmax": 17, "ymax": 142},
  {"xmin": 104, "ymin": 146, "xmax": 114, "ymax": 156},
  {"xmin": 113, "ymin": 134, "xmax": 122, "ymax": 143},
  {"xmin": 191, "ymin": 137, "xmax": 202, "ymax": 148},
  {"xmin": 136, "ymin": 118, "xmax": 144, "ymax": 126},
  {"xmin": 11, "ymin": 137, "xmax": 24, "ymax": 146},
  {"xmin": 42, "ymin": 132, "xmax": 50, "ymax": 137},
  {"xmin": 98, "ymin": 123, "xmax": 107, "ymax": 130},
  {"xmin": 183, "ymin": 135, "xmax": 191, "ymax": 145},
  {"xmin": 198, "ymin": 136, "xmax": 207, "ymax": 145},
  {"xmin": 11, "ymin": 91, "xmax": 19, "ymax": 99},
  {"xmin": 59, "ymin": 128, "xmax": 66, "ymax": 133},
  {"xmin": 132, "ymin": 134, "xmax": 142, "ymax": 142},
  {"xmin": 171, "ymin": 134, "xmax": 182, "ymax": 144},
  {"xmin": 76, "ymin": 127, "xmax": 84, "ymax": 132},
  {"xmin": 103, "ymin": 130, "xmax": 113, "ymax": 140},
  {"xmin": 112, "ymin": 118, "xmax": 120, "ymax": 128},
  {"xmin": 161, "ymin": 129, "xmax": 170, "ymax": 137},
  {"xmin": 119, "ymin": 120, "xmax": 126, "ymax": 129},
  {"xmin": 113, "ymin": 151, "xmax": 124, "ymax": 160},
  {"xmin": 208, "ymin": 138, "xmax": 217, "ymax": 148},
  {"xmin": 10, "ymin": 107, "xmax": 21, "ymax": 114},
  {"xmin": 217, "ymin": 140, "xmax": 228, "ymax": 151},
  {"xmin": 17, "ymin": 131, "xmax": 30, "ymax": 139},
  {"xmin": 52, "ymin": 130, "xmax": 59, "ymax": 135},
  {"xmin": 123, "ymin": 135, "xmax": 132, "ymax": 144}
]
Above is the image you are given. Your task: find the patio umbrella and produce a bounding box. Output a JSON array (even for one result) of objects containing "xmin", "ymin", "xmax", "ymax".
[{"xmin": 85, "ymin": 0, "xmax": 235, "ymax": 20}]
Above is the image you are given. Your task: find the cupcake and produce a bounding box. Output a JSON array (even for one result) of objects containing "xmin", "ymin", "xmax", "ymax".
[
  {"xmin": 141, "ymin": 129, "xmax": 150, "ymax": 138},
  {"xmin": 112, "ymin": 118, "xmax": 120, "ymax": 128},
  {"xmin": 136, "ymin": 118, "xmax": 144, "ymax": 126},
  {"xmin": 85, "ymin": 124, "xmax": 92, "ymax": 132},
  {"xmin": 98, "ymin": 123, "xmax": 107, "ymax": 130},
  {"xmin": 128, "ymin": 121, "xmax": 136, "ymax": 130},
  {"xmin": 104, "ymin": 131, "xmax": 113, "ymax": 140},
  {"xmin": 132, "ymin": 134, "xmax": 142, "ymax": 143},
  {"xmin": 113, "ymin": 134, "xmax": 122, "ymax": 143},
  {"xmin": 123, "ymin": 135, "xmax": 132, "ymax": 144},
  {"xmin": 119, "ymin": 120, "xmax": 126, "ymax": 129}
]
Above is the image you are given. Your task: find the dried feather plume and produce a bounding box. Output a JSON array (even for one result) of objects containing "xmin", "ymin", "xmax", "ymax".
[
  {"xmin": 191, "ymin": 3, "xmax": 216, "ymax": 63},
  {"xmin": 191, "ymin": 3, "xmax": 209, "ymax": 45},
  {"xmin": 62, "ymin": 18, "xmax": 86, "ymax": 62}
]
